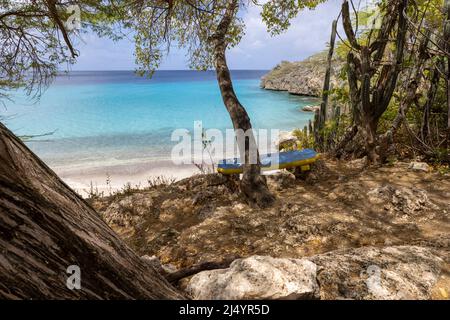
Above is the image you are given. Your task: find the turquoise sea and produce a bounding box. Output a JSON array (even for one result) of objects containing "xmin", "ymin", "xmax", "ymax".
[{"xmin": 2, "ymin": 70, "xmax": 316, "ymax": 170}]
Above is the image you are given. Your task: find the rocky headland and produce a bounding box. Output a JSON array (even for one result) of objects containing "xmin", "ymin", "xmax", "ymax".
[{"xmin": 260, "ymin": 51, "xmax": 343, "ymax": 97}]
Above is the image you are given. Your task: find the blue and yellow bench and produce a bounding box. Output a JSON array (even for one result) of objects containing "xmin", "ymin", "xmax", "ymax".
[{"xmin": 217, "ymin": 149, "xmax": 319, "ymax": 175}]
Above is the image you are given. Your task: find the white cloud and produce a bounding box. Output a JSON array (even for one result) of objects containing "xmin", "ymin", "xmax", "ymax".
[
  {"xmin": 72, "ymin": 1, "xmax": 343, "ymax": 70},
  {"xmin": 228, "ymin": 1, "xmax": 343, "ymax": 69}
]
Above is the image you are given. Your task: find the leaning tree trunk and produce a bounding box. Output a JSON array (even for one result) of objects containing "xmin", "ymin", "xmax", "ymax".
[
  {"xmin": 210, "ymin": 0, "xmax": 274, "ymax": 208},
  {"xmin": 0, "ymin": 122, "xmax": 183, "ymax": 299}
]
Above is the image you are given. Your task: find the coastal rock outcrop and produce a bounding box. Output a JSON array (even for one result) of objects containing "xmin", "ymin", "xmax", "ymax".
[
  {"xmin": 186, "ymin": 246, "xmax": 446, "ymax": 300},
  {"xmin": 260, "ymin": 52, "xmax": 343, "ymax": 96},
  {"xmin": 187, "ymin": 255, "xmax": 319, "ymax": 300}
]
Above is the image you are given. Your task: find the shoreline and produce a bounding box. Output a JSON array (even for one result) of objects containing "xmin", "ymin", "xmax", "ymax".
[
  {"xmin": 49, "ymin": 129, "xmax": 298, "ymax": 197},
  {"xmin": 55, "ymin": 159, "xmax": 199, "ymax": 197}
]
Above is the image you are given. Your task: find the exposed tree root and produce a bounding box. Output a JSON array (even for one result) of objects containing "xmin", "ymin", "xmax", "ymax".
[{"xmin": 165, "ymin": 256, "xmax": 240, "ymax": 284}]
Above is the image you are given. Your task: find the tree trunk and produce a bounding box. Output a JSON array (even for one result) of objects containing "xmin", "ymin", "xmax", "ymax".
[
  {"xmin": 362, "ymin": 115, "xmax": 380, "ymax": 163},
  {"xmin": 0, "ymin": 122, "xmax": 183, "ymax": 299},
  {"xmin": 210, "ymin": 0, "xmax": 274, "ymax": 208}
]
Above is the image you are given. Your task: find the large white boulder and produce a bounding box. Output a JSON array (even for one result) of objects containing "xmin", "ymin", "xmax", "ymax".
[
  {"xmin": 187, "ymin": 256, "xmax": 319, "ymax": 300},
  {"xmin": 186, "ymin": 246, "xmax": 446, "ymax": 300},
  {"xmin": 408, "ymin": 161, "xmax": 431, "ymax": 172}
]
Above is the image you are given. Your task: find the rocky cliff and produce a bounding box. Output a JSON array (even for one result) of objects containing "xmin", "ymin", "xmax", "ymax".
[{"xmin": 260, "ymin": 51, "xmax": 343, "ymax": 97}]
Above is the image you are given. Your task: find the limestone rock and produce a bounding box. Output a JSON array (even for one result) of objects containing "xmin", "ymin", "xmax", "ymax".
[
  {"xmin": 302, "ymin": 105, "xmax": 320, "ymax": 112},
  {"xmin": 409, "ymin": 162, "xmax": 431, "ymax": 172},
  {"xmin": 367, "ymin": 185, "xmax": 436, "ymax": 215},
  {"xmin": 187, "ymin": 256, "xmax": 319, "ymax": 300},
  {"xmin": 186, "ymin": 246, "xmax": 445, "ymax": 300},
  {"xmin": 311, "ymin": 246, "xmax": 444, "ymax": 300},
  {"xmin": 275, "ymin": 130, "xmax": 297, "ymax": 149}
]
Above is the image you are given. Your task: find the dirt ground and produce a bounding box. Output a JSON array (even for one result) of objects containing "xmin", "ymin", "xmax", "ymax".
[{"xmin": 91, "ymin": 157, "xmax": 450, "ymax": 298}]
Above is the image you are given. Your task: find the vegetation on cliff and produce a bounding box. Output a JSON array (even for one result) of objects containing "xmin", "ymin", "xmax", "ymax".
[{"xmin": 260, "ymin": 52, "xmax": 343, "ymax": 96}]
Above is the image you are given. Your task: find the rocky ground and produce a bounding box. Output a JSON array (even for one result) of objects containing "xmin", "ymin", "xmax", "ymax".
[{"xmin": 90, "ymin": 157, "xmax": 449, "ymax": 299}]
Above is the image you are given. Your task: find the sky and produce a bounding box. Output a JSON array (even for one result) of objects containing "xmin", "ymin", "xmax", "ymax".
[{"xmin": 72, "ymin": 1, "xmax": 342, "ymax": 71}]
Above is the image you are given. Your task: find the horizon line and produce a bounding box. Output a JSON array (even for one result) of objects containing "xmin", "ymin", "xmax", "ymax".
[{"xmin": 61, "ymin": 69, "xmax": 270, "ymax": 72}]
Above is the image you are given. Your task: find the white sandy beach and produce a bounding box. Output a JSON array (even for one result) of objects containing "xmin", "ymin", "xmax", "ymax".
[
  {"xmin": 49, "ymin": 130, "xmax": 296, "ymax": 197},
  {"xmin": 54, "ymin": 159, "xmax": 199, "ymax": 197}
]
